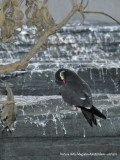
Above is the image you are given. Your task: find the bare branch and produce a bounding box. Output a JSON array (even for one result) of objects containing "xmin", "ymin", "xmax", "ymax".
[
  {"xmin": 79, "ymin": 13, "xmax": 85, "ymax": 26},
  {"xmin": 84, "ymin": 11, "xmax": 120, "ymax": 25},
  {"xmin": 78, "ymin": 3, "xmax": 85, "ymax": 26},
  {"xmin": 0, "ymin": 101, "xmax": 14, "ymax": 105},
  {"xmin": 0, "ymin": 60, "xmax": 28, "ymax": 75},
  {"xmin": 84, "ymin": 0, "xmax": 89, "ymax": 9},
  {"xmin": 73, "ymin": 0, "xmax": 77, "ymax": 7},
  {"xmin": 0, "ymin": 3, "xmax": 79, "ymax": 75},
  {"xmin": 43, "ymin": 0, "xmax": 48, "ymax": 5}
]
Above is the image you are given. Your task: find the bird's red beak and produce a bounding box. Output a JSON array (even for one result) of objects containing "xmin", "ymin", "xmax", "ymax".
[{"xmin": 63, "ymin": 79, "xmax": 66, "ymax": 84}]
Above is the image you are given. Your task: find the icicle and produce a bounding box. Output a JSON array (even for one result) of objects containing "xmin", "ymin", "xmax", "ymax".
[
  {"xmin": 105, "ymin": 33, "xmax": 110, "ymax": 44},
  {"xmin": 74, "ymin": 112, "xmax": 78, "ymax": 119},
  {"xmin": 83, "ymin": 128, "xmax": 86, "ymax": 138},
  {"xmin": 43, "ymin": 128, "xmax": 46, "ymax": 135},
  {"xmin": 105, "ymin": 109, "xmax": 109, "ymax": 118},
  {"xmin": 116, "ymin": 68, "xmax": 118, "ymax": 75},
  {"xmin": 56, "ymin": 105, "xmax": 59, "ymax": 112},
  {"xmin": 105, "ymin": 68, "xmax": 107, "ymax": 75},
  {"xmin": 89, "ymin": 33, "xmax": 93, "ymax": 43},
  {"xmin": 20, "ymin": 109, "xmax": 25, "ymax": 116},
  {"xmin": 99, "ymin": 69, "xmax": 102, "ymax": 80},
  {"xmin": 110, "ymin": 119, "xmax": 113, "ymax": 125},
  {"xmin": 90, "ymin": 68, "xmax": 93, "ymax": 80},
  {"xmin": 101, "ymin": 68, "xmax": 105, "ymax": 82},
  {"xmin": 111, "ymin": 78, "xmax": 118, "ymax": 91},
  {"xmin": 13, "ymin": 121, "xmax": 17, "ymax": 128},
  {"xmin": 55, "ymin": 113, "xmax": 67, "ymax": 135},
  {"xmin": 62, "ymin": 122, "xmax": 66, "ymax": 135},
  {"xmin": 97, "ymin": 119, "xmax": 102, "ymax": 127},
  {"xmin": 52, "ymin": 114, "xmax": 58, "ymax": 135}
]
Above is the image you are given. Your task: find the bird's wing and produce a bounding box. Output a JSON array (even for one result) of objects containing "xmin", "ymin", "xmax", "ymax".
[
  {"xmin": 67, "ymin": 80, "xmax": 93, "ymax": 107},
  {"xmin": 60, "ymin": 84, "xmax": 85, "ymax": 106}
]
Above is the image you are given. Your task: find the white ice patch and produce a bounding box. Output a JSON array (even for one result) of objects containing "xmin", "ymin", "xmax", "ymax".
[
  {"xmin": 97, "ymin": 119, "xmax": 102, "ymax": 127},
  {"xmin": 80, "ymin": 97, "xmax": 86, "ymax": 100},
  {"xmin": 83, "ymin": 128, "xmax": 86, "ymax": 138}
]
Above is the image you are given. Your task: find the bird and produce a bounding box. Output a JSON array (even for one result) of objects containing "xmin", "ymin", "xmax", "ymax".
[{"xmin": 55, "ymin": 68, "xmax": 106, "ymax": 127}]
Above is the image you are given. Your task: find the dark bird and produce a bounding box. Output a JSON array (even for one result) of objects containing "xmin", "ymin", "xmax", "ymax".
[{"xmin": 55, "ymin": 68, "xmax": 106, "ymax": 127}]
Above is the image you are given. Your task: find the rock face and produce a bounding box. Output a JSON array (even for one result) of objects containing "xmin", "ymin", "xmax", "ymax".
[{"xmin": 0, "ymin": 23, "xmax": 120, "ymax": 160}]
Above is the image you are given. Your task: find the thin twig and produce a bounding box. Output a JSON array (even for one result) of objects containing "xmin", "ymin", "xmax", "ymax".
[
  {"xmin": 73, "ymin": 0, "xmax": 77, "ymax": 7},
  {"xmin": 79, "ymin": 13, "xmax": 85, "ymax": 26},
  {"xmin": 19, "ymin": 0, "xmax": 24, "ymax": 6},
  {"xmin": 84, "ymin": 11, "xmax": 120, "ymax": 25}
]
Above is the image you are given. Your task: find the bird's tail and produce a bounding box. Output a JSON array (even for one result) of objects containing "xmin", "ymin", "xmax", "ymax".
[{"xmin": 79, "ymin": 105, "xmax": 106, "ymax": 127}]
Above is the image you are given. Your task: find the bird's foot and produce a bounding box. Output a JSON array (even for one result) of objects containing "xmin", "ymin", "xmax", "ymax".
[{"xmin": 72, "ymin": 107, "xmax": 78, "ymax": 111}]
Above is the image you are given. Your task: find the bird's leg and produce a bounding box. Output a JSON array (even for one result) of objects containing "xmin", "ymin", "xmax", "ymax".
[{"xmin": 72, "ymin": 107, "xmax": 78, "ymax": 111}]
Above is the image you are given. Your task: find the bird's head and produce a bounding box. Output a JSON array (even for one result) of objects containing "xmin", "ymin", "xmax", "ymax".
[{"xmin": 55, "ymin": 68, "xmax": 66, "ymax": 85}]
